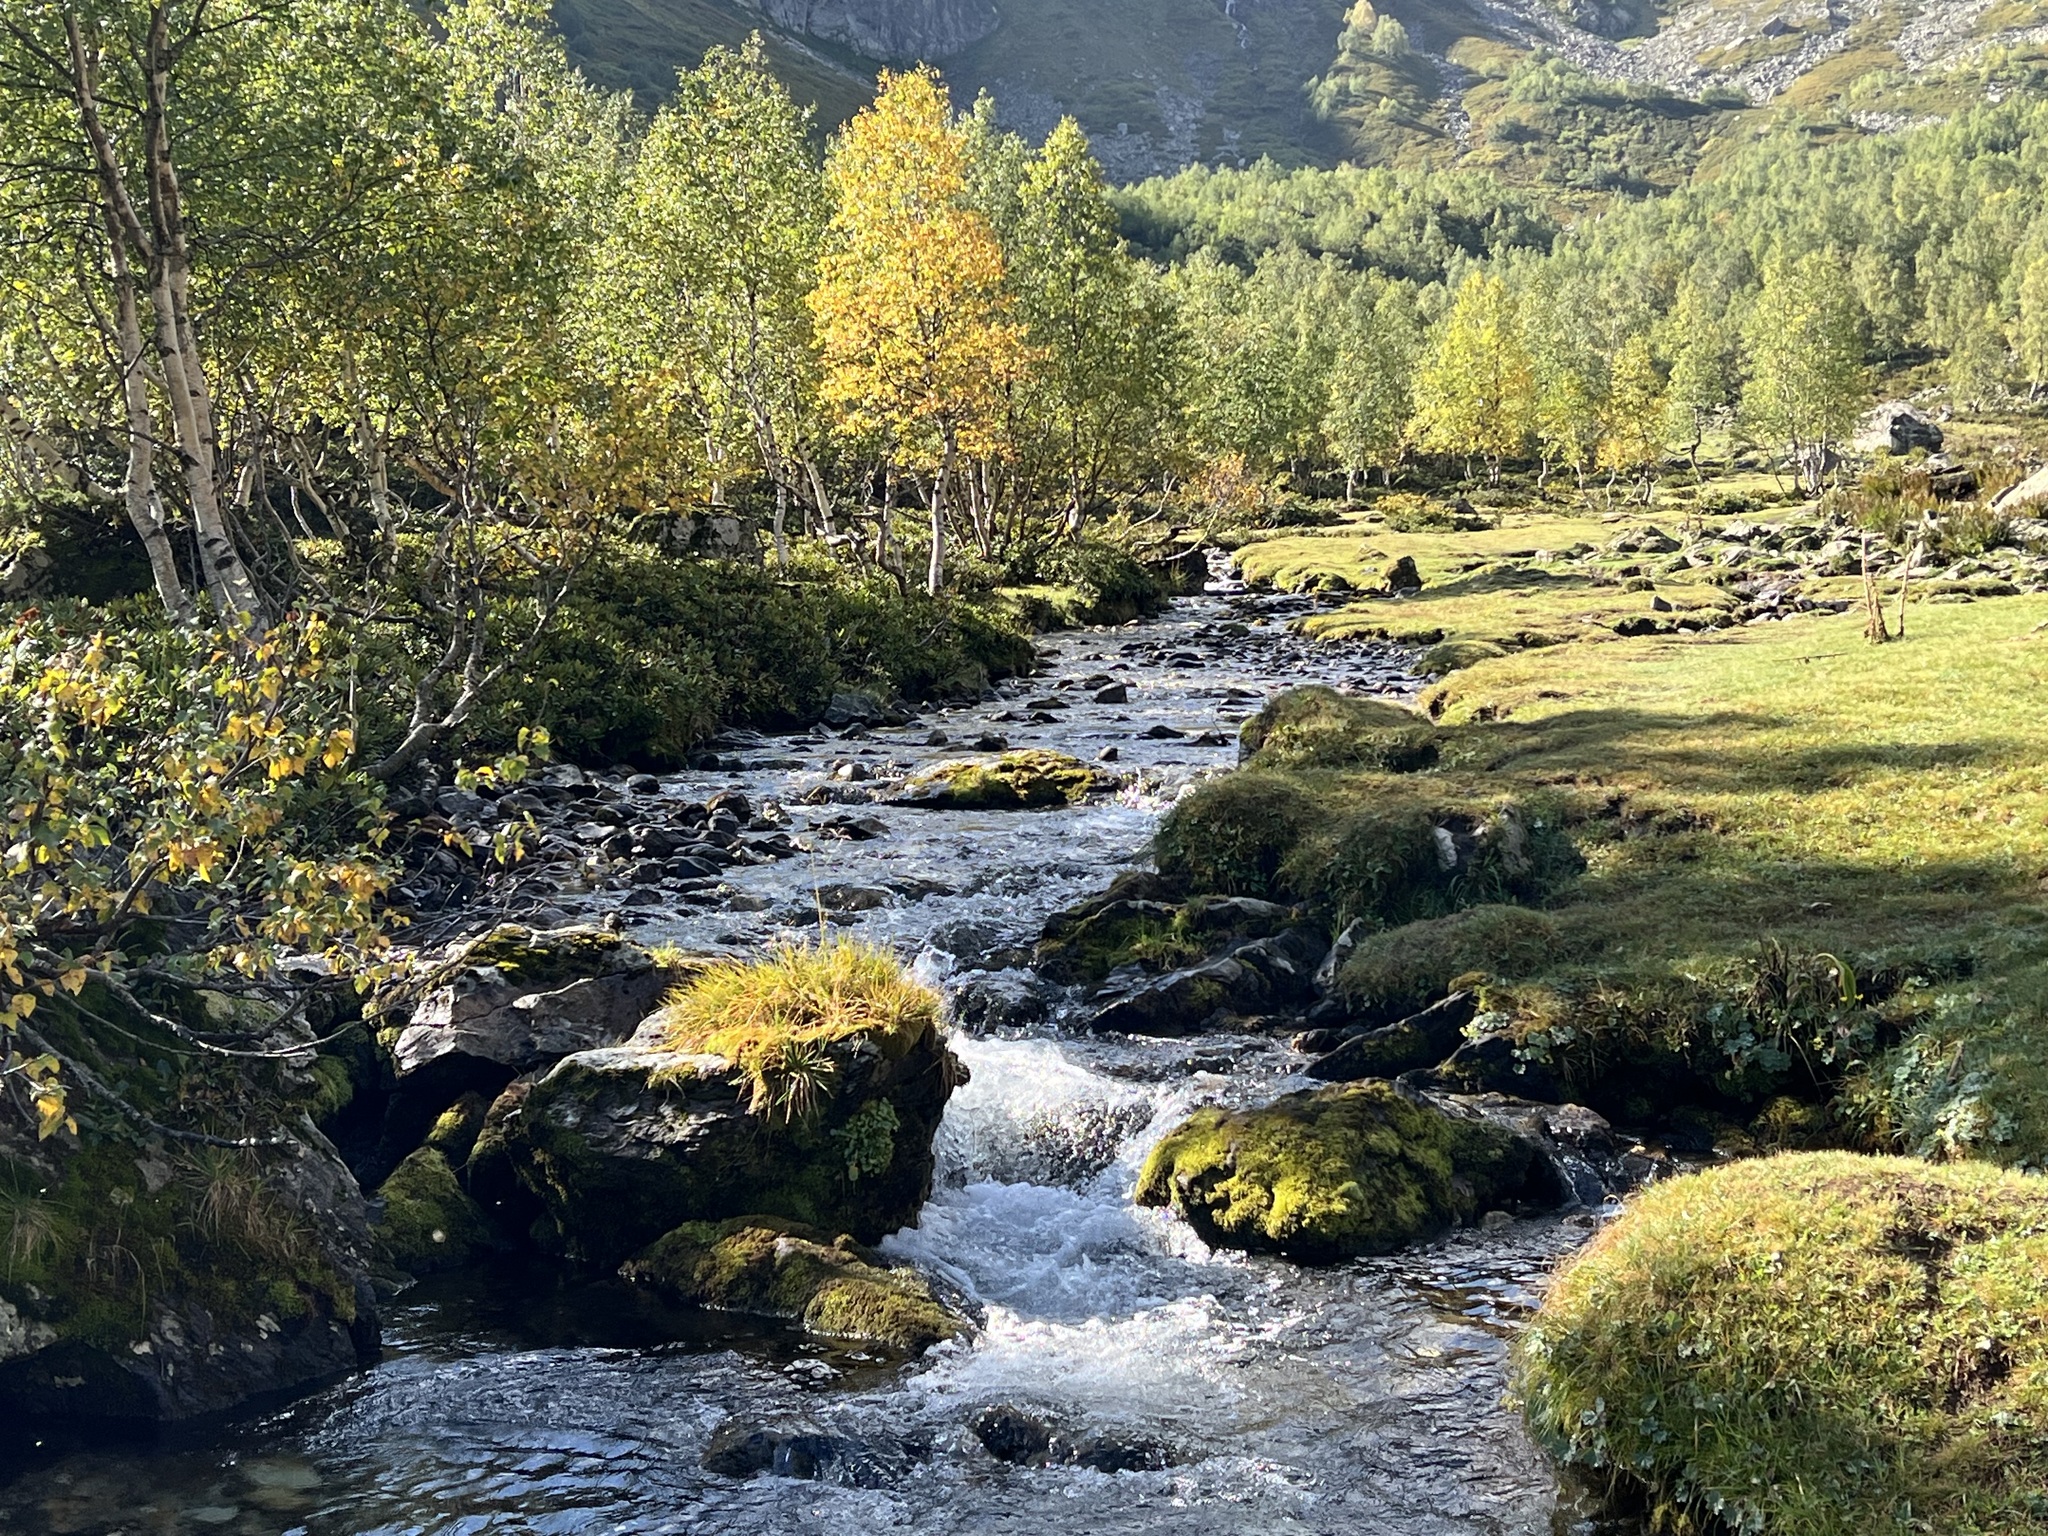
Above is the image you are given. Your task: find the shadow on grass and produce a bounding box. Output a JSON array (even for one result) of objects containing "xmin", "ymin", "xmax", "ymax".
[{"xmin": 1465, "ymin": 705, "xmax": 2011, "ymax": 796}]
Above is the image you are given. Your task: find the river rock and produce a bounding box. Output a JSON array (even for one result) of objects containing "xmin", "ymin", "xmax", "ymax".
[
  {"xmin": 496, "ymin": 1012, "xmax": 964, "ymax": 1263},
  {"xmin": 701, "ymin": 1420, "xmax": 928, "ymax": 1487},
  {"xmin": 1304, "ymin": 991, "xmax": 1478, "ymax": 1081},
  {"xmin": 622, "ymin": 1217, "xmax": 968, "ymax": 1352},
  {"xmin": 1135, "ymin": 1079, "xmax": 1552, "ymax": 1261},
  {"xmin": 373, "ymin": 1147, "xmax": 493, "ymax": 1273},
  {"xmin": 969, "ymin": 1405, "xmax": 1174, "ymax": 1471},
  {"xmin": 1382, "ymin": 555, "xmax": 1424, "ymax": 593},
  {"xmin": 1084, "ymin": 928, "xmax": 1326, "ymax": 1035},
  {"xmin": 366, "ymin": 924, "xmax": 689, "ymax": 1178},
  {"xmin": 891, "ymin": 749, "xmax": 1106, "ymax": 809},
  {"xmin": 1854, "ymin": 401, "xmax": 1943, "ymax": 456},
  {"xmin": 947, "ymin": 968, "xmax": 1057, "ymax": 1033}
]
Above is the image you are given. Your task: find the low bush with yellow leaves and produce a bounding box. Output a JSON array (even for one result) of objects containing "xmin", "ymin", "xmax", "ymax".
[{"xmin": 0, "ymin": 610, "xmax": 393, "ymax": 1138}]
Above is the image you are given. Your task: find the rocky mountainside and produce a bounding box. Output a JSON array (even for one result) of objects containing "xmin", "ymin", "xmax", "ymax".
[{"xmin": 558, "ymin": 0, "xmax": 2048, "ymax": 181}]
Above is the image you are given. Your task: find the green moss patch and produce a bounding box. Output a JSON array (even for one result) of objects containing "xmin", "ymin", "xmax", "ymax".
[
  {"xmin": 621, "ymin": 1216, "xmax": 966, "ymax": 1353},
  {"xmin": 373, "ymin": 1148, "xmax": 492, "ymax": 1274},
  {"xmin": 1135, "ymin": 1080, "xmax": 1543, "ymax": 1261},
  {"xmin": 1519, "ymin": 1153, "xmax": 2048, "ymax": 1536}
]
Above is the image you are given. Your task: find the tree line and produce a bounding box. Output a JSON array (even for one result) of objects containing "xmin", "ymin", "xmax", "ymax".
[{"xmin": 11, "ymin": 0, "xmax": 2048, "ymax": 671}]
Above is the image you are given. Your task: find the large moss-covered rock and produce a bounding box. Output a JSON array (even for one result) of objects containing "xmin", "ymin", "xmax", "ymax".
[
  {"xmin": 0, "ymin": 984, "xmax": 380, "ymax": 1428},
  {"xmin": 894, "ymin": 749, "xmax": 1105, "ymax": 809},
  {"xmin": 373, "ymin": 1147, "xmax": 492, "ymax": 1274},
  {"xmin": 622, "ymin": 1217, "xmax": 967, "ymax": 1353},
  {"xmin": 1135, "ymin": 1080, "xmax": 1547, "ymax": 1261},
  {"xmin": 499, "ymin": 945, "xmax": 964, "ymax": 1264},
  {"xmin": 1237, "ymin": 686, "xmax": 1439, "ymax": 772},
  {"xmin": 1519, "ymin": 1153, "xmax": 2048, "ymax": 1536}
]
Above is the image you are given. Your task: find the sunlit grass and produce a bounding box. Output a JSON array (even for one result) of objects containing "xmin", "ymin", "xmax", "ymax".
[
  {"xmin": 1520, "ymin": 1152, "xmax": 2048, "ymax": 1535},
  {"xmin": 651, "ymin": 938, "xmax": 939, "ymax": 1121}
]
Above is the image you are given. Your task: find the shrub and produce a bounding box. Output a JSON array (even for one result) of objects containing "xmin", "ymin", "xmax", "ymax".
[
  {"xmin": 1519, "ymin": 1152, "xmax": 2048, "ymax": 1536},
  {"xmin": 1153, "ymin": 771, "xmax": 1322, "ymax": 897},
  {"xmin": 1375, "ymin": 491, "xmax": 1493, "ymax": 532},
  {"xmin": 455, "ymin": 540, "xmax": 1029, "ymax": 767},
  {"xmin": 1036, "ymin": 538, "xmax": 1165, "ymax": 620}
]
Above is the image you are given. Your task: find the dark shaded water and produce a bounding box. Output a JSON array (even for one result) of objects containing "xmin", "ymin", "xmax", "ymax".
[{"xmin": 0, "ymin": 575, "xmax": 1628, "ymax": 1535}]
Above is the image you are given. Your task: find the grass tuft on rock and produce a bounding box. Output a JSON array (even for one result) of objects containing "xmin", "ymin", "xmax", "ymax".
[
  {"xmin": 1517, "ymin": 1152, "xmax": 2048, "ymax": 1536},
  {"xmin": 652, "ymin": 938, "xmax": 940, "ymax": 1121}
]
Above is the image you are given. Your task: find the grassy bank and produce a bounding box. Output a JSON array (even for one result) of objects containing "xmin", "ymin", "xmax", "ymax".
[{"xmin": 1194, "ymin": 500, "xmax": 2048, "ymax": 1162}]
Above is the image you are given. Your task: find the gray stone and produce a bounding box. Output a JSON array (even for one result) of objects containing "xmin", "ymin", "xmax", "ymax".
[{"xmin": 1854, "ymin": 401, "xmax": 1944, "ymax": 456}]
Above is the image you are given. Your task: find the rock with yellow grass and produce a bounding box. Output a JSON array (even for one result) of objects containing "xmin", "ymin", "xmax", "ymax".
[{"xmin": 499, "ymin": 940, "xmax": 965, "ymax": 1264}]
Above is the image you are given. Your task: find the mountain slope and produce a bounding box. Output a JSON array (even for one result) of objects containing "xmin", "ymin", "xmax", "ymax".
[{"xmin": 554, "ymin": 0, "xmax": 2048, "ymax": 180}]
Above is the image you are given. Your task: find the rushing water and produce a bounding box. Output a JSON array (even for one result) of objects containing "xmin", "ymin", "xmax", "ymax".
[{"xmin": 0, "ymin": 572, "xmax": 1630, "ymax": 1536}]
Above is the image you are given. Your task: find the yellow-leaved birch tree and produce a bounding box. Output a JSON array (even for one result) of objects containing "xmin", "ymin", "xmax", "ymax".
[{"xmin": 809, "ymin": 68, "xmax": 1029, "ymax": 593}]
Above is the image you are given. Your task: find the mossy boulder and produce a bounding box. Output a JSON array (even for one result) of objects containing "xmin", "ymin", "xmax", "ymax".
[
  {"xmin": 622, "ymin": 1217, "xmax": 967, "ymax": 1353},
  {"xmin": 1151, "ymin": 771, "xmax": 1322, "ymax": 896},
  {"xmin": 423, "ymin": 1090, "xmax": 491, "ymax": 1166},
  {"xmin": 364, "ymin": 923, "xmax": 691, "ymax": 1182},
  {"xmin": 895, "ymin": 749, "xmax": 1106, "ymax": 809},
  {"xmin": 500, "ymin": 944, "xmax": 964, "ymax": 1264},
  {"xmin": 1418, "ymin": 639, "xmax": 1508, "ymax": 674},
  {"xmin": 0, "ymin": 987, "xmax": 380, "ymax": 1428},
  {"xmin": 1519, "ymin": 1153, "xmax": 2048, "ymax": 1536},
  {"xmin": 1135, "ymin": 1080, "xmax": 1549, "ymax": 1262},
  {"xmin": 1336, "ymin": 905, "xmax": 1574, "ymax": 1021},
  {"xmin": 373, "ymin": 1147, "xmax": 493, "ymax": 1274},
  {"xmin": 1237, "ymin": 686, "xmax": 1439, "ymax": 772},
  {"xmin": 1159, "ymin": 773, "xmax": 1581, "ymax": 927}
]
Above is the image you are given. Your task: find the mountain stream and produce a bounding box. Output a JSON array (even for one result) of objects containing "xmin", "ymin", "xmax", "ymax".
[{"xmin": 0, "ymin": 568, "xmax": 1631, "ymax": 1536}]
